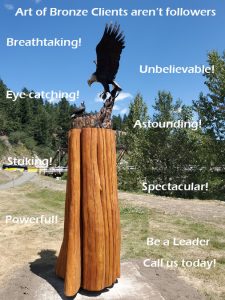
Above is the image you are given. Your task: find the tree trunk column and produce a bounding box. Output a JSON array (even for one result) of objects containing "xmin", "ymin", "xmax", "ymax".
[
  {"xmin": 56, "ymin": 128, "xmax": 120, "ymax": 296},
  {"xmin": 55, "ymin": 129, "xmax": 81, "ymax": 296}
]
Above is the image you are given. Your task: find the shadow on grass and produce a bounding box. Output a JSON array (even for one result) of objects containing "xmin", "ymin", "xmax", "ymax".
[{"xmin": 29, "ymin": 249, "xmax": 113, "ymax": 299}]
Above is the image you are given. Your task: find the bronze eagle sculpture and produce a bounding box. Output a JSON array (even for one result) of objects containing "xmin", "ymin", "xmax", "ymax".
[{"xmin": 88, "ymin": 23, "xmax": 125, "ymax": 100}]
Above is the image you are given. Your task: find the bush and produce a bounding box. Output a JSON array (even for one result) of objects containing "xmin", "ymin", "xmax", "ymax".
[
  {"xmin": 118, "ymin": 166, "xmax": 142, "ymax": 192},
  {"xmin": 0, "ymin": 140, "xmax": 7, "ymax": 159},
  {"xmin": 34, "ymin": 145, "xmax": 54, "ymax": 159},
  {"xmin": 61, "ymin": 173, "xmax": 68, "ymax": 180},
  {"xmin": 207, "ymin": 174, "xmax": 225, "ymax": 201},
  {"xmin": 8, "ymin": 131, "xmax": 27, "ymax": 145},
  {"xmin": 23, "ymin": 137, "xmax": 37, "ymax": 151}
]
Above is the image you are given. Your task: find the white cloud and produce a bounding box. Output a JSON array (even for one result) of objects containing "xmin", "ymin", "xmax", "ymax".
[
  {"xmin": 113, "ymin": 105, "xmax": 120, "ymax": 111},
  {"xmin": 115, "ymin": 92, "xmax": 133, "ymax": 102},
  {"xmin": 33, "ymin": 0, "xmax": 42, "ymax": 3},
  {"xmin": 4, "ymin": 4, "xmax": 14, "ymax": 10},
  {"xmin": 113, "ymin": 106, "xmax": 129, "ymax": 115},
  {"xmin": 120, "ymin": 108, "xmax": 129, "ymax": 115}
]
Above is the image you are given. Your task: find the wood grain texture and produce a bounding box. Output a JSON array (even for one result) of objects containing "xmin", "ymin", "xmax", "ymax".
[
  {"xmin": 56, "ymin": 128, "xmax": 120, "ymax": 295},
  {"xmin": 81, "ymin": 128, "xmax": 106, "ymax": 291},
  {"xmin": 56, "ymin": 129, "xmax": 81, "ymax": 296}
]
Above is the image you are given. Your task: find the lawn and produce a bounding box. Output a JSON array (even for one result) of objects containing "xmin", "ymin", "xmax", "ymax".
[{"xmin": 1, "ymin": 183, "xmax": 224, "ymax": 299}]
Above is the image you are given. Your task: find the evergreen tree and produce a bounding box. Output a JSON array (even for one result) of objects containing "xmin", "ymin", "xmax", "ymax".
[
  {"xmin": 118, "ymin": 94, "xmax": 149, "ymax": 191},
  {"xmin": 56, "ymin": 98, "xmax": 73, "ymax": 149},
  {"xmin": 193, "ymin": 51, "xmax": 225, "ymax": 140},
  {"xmin": 112, "ymin": 115, "xmax": 123, "ymax": 130}
]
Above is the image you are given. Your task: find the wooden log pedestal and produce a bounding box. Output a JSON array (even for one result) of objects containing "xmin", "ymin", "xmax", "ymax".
[{"xmin": 56, "ymin": 128, "xmax": 121, "ymax": 297}]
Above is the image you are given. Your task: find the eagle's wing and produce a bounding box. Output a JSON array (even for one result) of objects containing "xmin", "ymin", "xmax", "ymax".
[{"xmin": 95, "ymin": 24, "xmax": 125, "ymax": 81}]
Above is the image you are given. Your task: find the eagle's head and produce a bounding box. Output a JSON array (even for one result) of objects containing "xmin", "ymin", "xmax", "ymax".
[{"xmin": 87, "ymin": 74, "xmax": 97, "ymax": 86}]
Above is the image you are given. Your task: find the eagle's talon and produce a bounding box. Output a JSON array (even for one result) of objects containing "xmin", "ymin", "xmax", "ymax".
[
  {"xmin": 110, "ymin": 87, "xmax": 122, "ymax": 99},
  {"xmin": 115, "ymin": 90, "xmax": 121, "ymax": 98},
  {"xmin": 100, "ymin": 92, "xmax": 107, "ymax": 100}
]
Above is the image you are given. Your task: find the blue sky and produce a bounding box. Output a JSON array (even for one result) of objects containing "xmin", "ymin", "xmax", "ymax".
[{"xmin": 0, "ymin": 0, "xmax": 224, "ymax": 116}]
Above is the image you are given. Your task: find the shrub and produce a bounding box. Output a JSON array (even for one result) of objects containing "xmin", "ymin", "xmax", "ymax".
[{"xmin": 8, "ymin": 131, "xmax": 27, "ymax": 145}]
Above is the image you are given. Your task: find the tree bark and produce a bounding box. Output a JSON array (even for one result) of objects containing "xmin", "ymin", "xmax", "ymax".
[
  {"xmin": 56, "ymin": 128, "xmax": 120, "ymax": 296},
  {"xmin": 55, "ymin": 129, "xmax": 81, "ymax": 296}
]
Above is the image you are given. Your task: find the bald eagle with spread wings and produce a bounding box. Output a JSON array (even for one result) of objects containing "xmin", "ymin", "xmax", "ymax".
[{"xmin": 87, "ymin": 23, "xmax": 125, "ymax": 100}]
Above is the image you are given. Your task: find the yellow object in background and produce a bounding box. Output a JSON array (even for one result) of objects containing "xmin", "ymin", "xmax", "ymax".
[
  {"xmin": 28, "ymin": 168, "xmax": 38, "ymax": 173},
  {"xmin": 3, "ymin": 167, "xmax": 24, "ymax": 172}
]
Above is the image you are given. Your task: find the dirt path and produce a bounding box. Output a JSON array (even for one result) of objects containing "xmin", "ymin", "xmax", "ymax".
[
  {"xmin": 0, "ymin": 170, "xmax": 22, "ymax": 184},
  {"xmin": 0, "ymin": 172, "xmax": 37, "ymax": 190}
]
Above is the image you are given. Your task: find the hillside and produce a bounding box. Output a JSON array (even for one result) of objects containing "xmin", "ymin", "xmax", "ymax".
[{"xmin": 0, "ymin": 135, "xmax": 35, "ymax": 164}]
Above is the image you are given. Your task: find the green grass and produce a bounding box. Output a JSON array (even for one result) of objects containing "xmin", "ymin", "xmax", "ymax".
[
  {"xmin": 26, "ymin": 189, "xmax": 65, "ymax": 214},
  {"xmin": 217, "ymin": 257, "xmax": 225, "ymax": 265},
  {"xmin": 210, "ymin": 240, "xmax": 225, "ymax": 250},
  {"xmin": 120, "ymin": 200, "xmax": 225, "ymax": 257},
  {"xmin": 1, "ymin": 183, "xmax": 225, "ymax": 299},
  {"xmin": 120, "ymin": 200, "xmax": 225, "ymax": 299}
]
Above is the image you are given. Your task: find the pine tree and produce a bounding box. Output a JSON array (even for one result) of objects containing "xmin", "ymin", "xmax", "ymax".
[{"xmin": 193, "ymin": 51, "xmax": 225, "ymax": 140}]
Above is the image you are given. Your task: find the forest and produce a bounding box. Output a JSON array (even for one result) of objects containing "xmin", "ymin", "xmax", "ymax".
[
  {"xmin": 117, "ymin": 51, "xmax": 225, "ymax": 200},
  {"xmin": 0, "ymin": 50, "xmax": 224, "ymax": 200}
]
